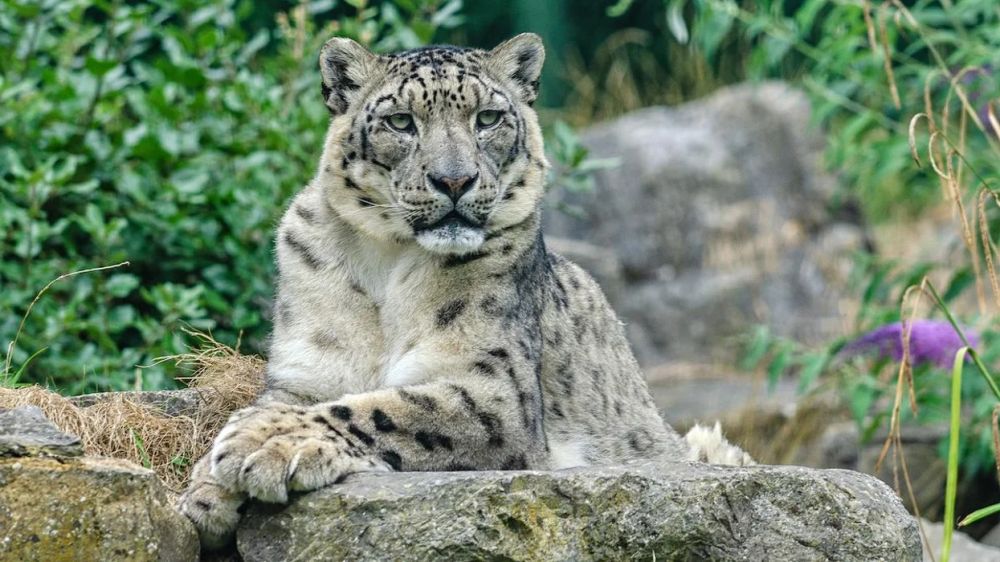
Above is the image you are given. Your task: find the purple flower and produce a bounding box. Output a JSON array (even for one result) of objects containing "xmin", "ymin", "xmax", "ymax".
[{"xmin": 843, "ymin": 320, "xmax": 978, "ymax": 369}]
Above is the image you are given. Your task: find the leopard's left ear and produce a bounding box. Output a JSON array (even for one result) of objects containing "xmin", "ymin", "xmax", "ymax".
[
  {"xmin": 319, "ymin": 37, "xmax": 379, "ymax": 115},
  {"xmin": 487, "ymin": 33, "xmax": 545, "ymax": 106}
]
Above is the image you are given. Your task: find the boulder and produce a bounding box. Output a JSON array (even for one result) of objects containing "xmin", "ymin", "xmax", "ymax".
[
  {"xmin": 0, "ymin": 407, "xmax": 198, "ymax": 562},
  {"xmin": 0, "ymin": 406, "xmax": 83, "ymax": 458},
  {"xmin": 237, "ymin": 460, "xmax": 919, "ymax": 561},
  {"xmin": 544, "ymin": 82, "xmax": 868, "ymax": 365}
]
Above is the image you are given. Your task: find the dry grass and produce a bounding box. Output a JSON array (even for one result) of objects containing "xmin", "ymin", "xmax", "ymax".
[
  {"xmin": 560, "ymin": 28, "xmax": 726, "ymax": 126},
  {"xmin": 0, "ymin": 338, "xmax": 264, "ymax": 493},
  {"xmin": 721, "ymin": 395, "xmax": 847, "ymax": 466}
]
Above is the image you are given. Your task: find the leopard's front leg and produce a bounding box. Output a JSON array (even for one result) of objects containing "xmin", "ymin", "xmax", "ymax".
[
  {"xmin": 206, "ymin": 402, "xmax": 392, "ymax": 503},
  {"xmin": 205, "ymin": 376, "xmax": 543, "ymax": 505}
]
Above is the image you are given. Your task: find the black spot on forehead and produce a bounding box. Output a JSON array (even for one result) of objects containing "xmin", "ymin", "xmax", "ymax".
[
  {"xmin": 389, "ymin": 44, "xmax": 475, "ymax": 58},
  {"xmin": 385, "ymin": 45, "xmax": 484, "ymax": 76}
]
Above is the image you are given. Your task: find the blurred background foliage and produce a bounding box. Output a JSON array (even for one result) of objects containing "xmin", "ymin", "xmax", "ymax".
[{"xmin": 2, "ymin": 0, "xmax": 998, "ymax": 413}]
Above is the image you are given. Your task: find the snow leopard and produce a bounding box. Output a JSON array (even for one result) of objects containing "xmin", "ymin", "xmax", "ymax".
[{"xmin": 178, "ymin": 32, "xmax": 752, "ymax": 550}]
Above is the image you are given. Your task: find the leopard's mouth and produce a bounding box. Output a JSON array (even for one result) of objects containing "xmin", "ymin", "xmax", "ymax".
[
  {"xmin": 413, "ymin": 210, "xmax": 486, "ymax": 255},
  {"xmin": 414, "ymin": 209, "xmax": 481, "ymax": 233}
]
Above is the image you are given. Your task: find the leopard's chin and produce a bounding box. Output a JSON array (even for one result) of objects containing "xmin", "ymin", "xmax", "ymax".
[{"xmin": 414, "ymin": 223, "xmax": 485, "ymax": 255}]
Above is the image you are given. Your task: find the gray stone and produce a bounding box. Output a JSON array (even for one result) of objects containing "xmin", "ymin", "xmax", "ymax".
[
  {"xmin": 0, "ymin": 456, "xmax": 198, "ymax": 561},
  {"xmin": 644, "ymin": 362, "xmax": 798, "ymax": 428},
  {"xmin": 0, "ymin": 406, "xmax": 83, "ymax": 458},
  {"xmin": 981, "ymin": 521, "xmax": 1000, "ymax": 549},
  {"xmin": 71, "ymin": 389, "xmax": 203, "ymax": 417},
  {"xmin": 237, "ymin": 460, "xmax": 920, "ymax": 561},
  {"xmin": 921, "ymin": 519, "xmax": 1000, "ymax": 562},
  {"xmin": 544, "ymin": 82, "xmax": 867, "ymax": 365}
]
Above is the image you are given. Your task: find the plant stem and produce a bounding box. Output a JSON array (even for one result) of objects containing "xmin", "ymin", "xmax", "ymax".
[
  {"xmin": 942, "ymin": 346, "xmax": 969, "ymax": 562},
  {"xmin": 926, "ymin": 280, "xmax": 1000, "ymax": 400}
]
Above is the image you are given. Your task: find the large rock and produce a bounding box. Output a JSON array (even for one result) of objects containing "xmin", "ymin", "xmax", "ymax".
[
  {"xmin": 0, "ymin": 407, "xmax": 198, "ymax": 562},
  {"xmin": 544, "ymin": 82, "xmax": 868, "ymax": 365},
  {"xmin": 0, "ymin": 406, "xmax": 83, "ymax": 458},
  {"xmin": 238, "ymin": 460, "xmax": 919, "ymax": 561}
]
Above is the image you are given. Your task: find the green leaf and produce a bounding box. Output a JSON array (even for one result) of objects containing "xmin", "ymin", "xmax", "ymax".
[
  {"xmin": 85, "ymin": 56, "xmax": 118, "ymax": 77},
  {"xmin": 130, "ymin": 429, "xmax": 152, "ymax": 469},
  {"xmin": 742, "ymin": 325, "xmax": 772, "ymax": 370},
  {"xmin": 797, "ymin": 353, "xmax": 829, "ymax": 393},
  {"xmin": 942, "ymin": 267, "xmax": 975, "ymax": 303},
  {"xmin": 693, "ymin": 5, "xmax": 734, "ymax": 60},
  {"xmin": 959, "ymin": 502, "xmax": 1000, "ymax": 527},
  {"xmin": 105, "ymin": 274, "xmax": 140, "ymax": 298},
  {"xmin": 666, "ymin": 0, "xmax": 689, "ymax": 44},
  {"xmin": 4, "ymin": 347, "xmax": 48, "ymax": 388},
  {"xmin": 170, "ymin": 168, "xmax": 210, "ymax": 195},
  {"xmin": 238, "ymin": 30, "xmax": 270, "ymax": 65},
  {"xmin": 606, "ymin": 0, "xmax": 634, "ymax": 18},
  {"xmin": 767, "ymin": 345, "xmax": 790, "ymax": 392}
]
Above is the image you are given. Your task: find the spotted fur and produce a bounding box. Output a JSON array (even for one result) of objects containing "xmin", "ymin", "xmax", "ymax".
[{"xmin": 178, "ymin": 33, "xmax": 751, "ymax": 550}]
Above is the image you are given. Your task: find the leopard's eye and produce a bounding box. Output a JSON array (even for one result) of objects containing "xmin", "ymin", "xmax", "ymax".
[
  {"xmin": 476, "ymin": 110, "xmax": 501, "ymax": 129},
  {"xmin": 387, "ymin": 113, "xmax": 414, "ymax": 132}
]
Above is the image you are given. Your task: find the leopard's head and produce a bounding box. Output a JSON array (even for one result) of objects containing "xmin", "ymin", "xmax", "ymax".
[{"xmin": 316, "ymin": 34, "xmax": 548, "ymax": 255}]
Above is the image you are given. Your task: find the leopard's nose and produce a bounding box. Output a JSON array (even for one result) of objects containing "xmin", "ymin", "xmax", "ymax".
[{"xmin": 428, "ymin": 173, "xmax": 478, "ymax": 202}]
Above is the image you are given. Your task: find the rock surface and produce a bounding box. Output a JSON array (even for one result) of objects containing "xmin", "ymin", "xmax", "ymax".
[
  {"xmin": 643, "ymin": 362, "xmax": 799, "ymax": 429},
  {"xmin": 0, "ymin": 406, "xmax": 83, "ymax": 458},
  {"xmin": 922, "ymin": 519, "xmax": 1000, "ymax": 562},
  {"xmin": 0, "ymin": 407, "xmax": 198, "ymax": 562},
  {"xmin": 544, "ymin": 82, "xmax": 868, "ymax": 365},
  {"xmin": 238, "ymin": 460, "xmax": 919, "ymax": 561},
  {"xmin": 70, "ymin": 389, "xmax": 204, "ymax": 417}
]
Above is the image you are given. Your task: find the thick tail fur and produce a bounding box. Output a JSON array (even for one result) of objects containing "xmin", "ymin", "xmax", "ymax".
[{"xmin": 684, "ymin": 422, "xmax": 755, "ymax": 466}]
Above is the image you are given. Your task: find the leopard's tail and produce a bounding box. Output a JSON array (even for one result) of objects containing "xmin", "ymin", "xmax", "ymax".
[{"xmin": 684, "ymin": 422, "xmax": 755, "ymax": 466}]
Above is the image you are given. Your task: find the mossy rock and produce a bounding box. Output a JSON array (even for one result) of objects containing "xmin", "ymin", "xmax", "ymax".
[
  {"xmin": 0, "ymin": 406, "xmax": 198, "ymax": 562},
  {"xmin": 237, "ymin": 460, "xmax": 919, "ymax": 561}
]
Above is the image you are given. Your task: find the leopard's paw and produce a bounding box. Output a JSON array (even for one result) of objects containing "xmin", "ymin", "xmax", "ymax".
[
  {"xmin": 177, "ymin": 475, "xmax": 245, "ymax": 551},
  {"xmin": 208, "ymin": 404, "xmax": 391, "ymax": 503}
]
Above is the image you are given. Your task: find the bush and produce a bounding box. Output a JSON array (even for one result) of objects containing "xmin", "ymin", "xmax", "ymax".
[{"xmin": 0, "ymin": 0, "xmax": 462, "ymax": 393}]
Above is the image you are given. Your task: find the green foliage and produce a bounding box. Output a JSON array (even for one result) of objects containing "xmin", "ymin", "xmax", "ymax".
[
  {"xmin": 621, "ymin": 0, "xmax": 1000, "ymax": 220},
  {"xmin": 0, "ymin": 0, "xmax": 610, "ymax": 394},
  {"xmin": 745, "ymin": 256, "xmax": 1000, "ymax": 478},
  {"xmin": 545, "ymin": 120, "xmax": 620, "ymax": 217},
  {"xmin": 0, "ymin": 0, "xmax": 464, "ymax": 393}
]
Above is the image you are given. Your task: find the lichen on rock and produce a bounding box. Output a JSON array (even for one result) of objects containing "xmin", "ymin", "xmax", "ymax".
[
  {"xmin": 237, "ymin": 459, "xmax": 920, "ymax": 561},
  {"xmin": 0, "ymin": 406, "xmax": 199, "ymax": 562}
]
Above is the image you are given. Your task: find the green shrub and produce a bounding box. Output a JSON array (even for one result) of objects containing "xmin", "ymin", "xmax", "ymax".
[{"xmin": 0, "ymin": 0, "xmax": 462, "ymax": 393}]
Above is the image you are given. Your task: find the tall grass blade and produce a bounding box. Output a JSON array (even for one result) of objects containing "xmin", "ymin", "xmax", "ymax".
[
  {"xmin": 959, "ymin": 502, "xmax": 1000, "ymax": 527},
  {"xmin": 3, "ymin": 347, "xmax": 48, "ymax": 388},
  {"xmin": 2, "ymin": 262, "xmax": 130, "ymax": 379},
  {"xmin": 942, "ymin": 346, "xmax": 969, "ymax": 562}
]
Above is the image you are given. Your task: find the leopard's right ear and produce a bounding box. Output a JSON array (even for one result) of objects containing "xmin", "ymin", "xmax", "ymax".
[
  {"xmin": 319, "ymin": 37, "xmax": 378, "ymax": 115},
  {"xmin": 487, "ymin": 33, "xmax": 545, "ymax": 106}
]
